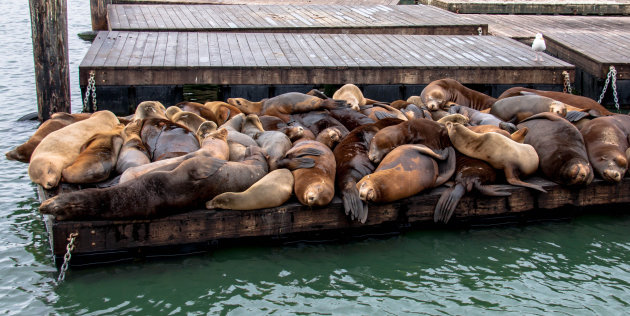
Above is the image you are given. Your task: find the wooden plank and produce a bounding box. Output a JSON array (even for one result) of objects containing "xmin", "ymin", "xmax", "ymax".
[
  {"xmin": 104, "ymin": 32, "xmax": 130, "ymax": 66},
  {"xmin": 112, "ymin": 0, "xmax": 401, "ymax": 3},
  {"xmin": 127, "ymin": 32, "xmax": 149, "ymax": 66},
  {"xmin": 418, "ymin": 0, "xmax": 630, "ymax": 15},
  {"xmin": 140, "ymin": 32, "xmax": 158, "ymax": 66},
  {"xmin": 115, "ymin": 32, "xmax": 137, "ymax": 67},
  {"xmin": 151, "ymin": 32, "xmax": 168, "ymax": 67}
]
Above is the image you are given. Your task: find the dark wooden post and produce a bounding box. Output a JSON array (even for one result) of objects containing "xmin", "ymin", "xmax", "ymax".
[
  {"xmin": 29, "ymin": 0, "xmax": 71, "ymax": 121},
  {"xmin": 90, "ymin": 0, "xmax": 112, "ymax": 31}
]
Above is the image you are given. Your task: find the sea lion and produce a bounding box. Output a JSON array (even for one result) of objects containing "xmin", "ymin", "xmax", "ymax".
[
  {"xmin": 498, "ymin": 87, "xmax": 613, "ymax": 116},
  {"xmin": 227, "ymin": 92, "xmax": 348, "ymax": 122},
  {"xmin": 429, "ymin": 109, "xmax": 450, "ymax": 122},
  {"xmin": 134, "ymin": 101, "xmax": 167, "ymax": 120},
  {"xmin": 257, "ymin": 115, "xmax": 304, "ymax": 141},
  {"xmin": 219, "ymin": 113, "xmax": 259, "ymax": 162},
  {"xmin": 328, "ymin": 108, "xmax": 375, "ymax": 132},
  {"xmin": 242, "ymin": 114, "xmax": 293, "ymax": 170},
  {"xmin": 579, "ymin": 115, "xmax": 630, "ymax": 182},
  {"xmin": 141, "ymin": 117, "xmax": 200, "ymax": 161},
  {"xmin": 491, "ymin": 95, "xmax": 567, "ymax": 123},
  {"xmin": 277, "ymin": 140, "xmax": 335, "ymax": 207},
  {"xmin": 206, "ymin": 168, "xmax": 294, "ymax": 210},
  {"xmin": 5, "ymin": 112, "xmax": 91, "ymax": 163},
  {"xmin": 332, "ymin": 83, "xmax": 366, "ymax": 111},
  {"xmin": 61, "ymin": 125, "xmax": 124, "ymax": 184},
  {"xmin": 116, "ymin": 120, "xmax": 151, "ymax": 174},
  {"xmin": 434, "ymin": 153, "xmax": 511, "ymax": 224},
  {"xmin": 420, "ymin": 78, "xmax": 497, "ymax": 111},
  {"xmin": 165, "ymin": 106, "xmax": 182, "ymax": 120},
  {"xmin": 171, "ymin": 111, "xmax": 207, "ymax": 134},
  {"xmin": 357, "ymin": 144, "xmax": 456, "ymax": 203},
  {"xmin": 361, "ymin": 104, "xmax": 407, "ymax": 122},
  {"xmin": 468, "ymin": 125, "xmax": 529, "ymax": 143},
  {"xmin": 401, "ymin": 103, "xmax": 432, "ymax": 120},
  {"xmin": 518, "ymin": 113, "xmax": 593, "ymax": 186},
  {"xmin": 204, "ymin": 101, "xmax": 242, "ymax": 125},
  {"xmin": 289, "ymin": 111, "xmax": 350, "ymax": 140},
  {"xmin": 437, "ymin": 113, "xmax": 469, "ymax": 125},
  {"xmin": 334, "ymin": 118, "xmax": 404, "ymax": 223},
  {"xmin": 449, "ymin": 104, "xmax": 517, "ymax": 133},
  {"xmin": 174, "ymin": 101, "xmax": 219, "ymax": 123},
  {"xmin": 195, "ymin": 121, "xmax": 218, "ymax": 139},
  {"xmin": 28, "ymin": 111, "xmax": 120, "ymax": 189},
  {"xmin": 446, "ymin": 122, "xmax": 545, "ymax": 192},
  {"xmin": 368, "ymin": 118, "xmax": 452, "ymax": 164},
  {"xmin": 315, "ymin": 127, "xmax": 343, "ymax": 150},
  {"xmin": 40, "ymin": 146, "xmax": 268, "ymax": 220}
]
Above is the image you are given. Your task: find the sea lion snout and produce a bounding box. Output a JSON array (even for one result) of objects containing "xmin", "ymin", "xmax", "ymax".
[
  {"xmin": 566, "ymin": 163, "xmax": 591, "ymax": 185},
  {"xmin": 603, "ymin": 169, "xmax": 622, "ymax": 182},
  {"xmin": 358, "ymin": 180, "xmax": 375, "ymax": 201},
  {"xmin": 550, "ymin": 101, "xmax": 567, "ymax": 117}
]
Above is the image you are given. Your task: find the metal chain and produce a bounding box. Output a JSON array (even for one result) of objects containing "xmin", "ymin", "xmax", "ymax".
[
  {"xmin": 562, "ymin": 71, "xmax": 572, "ymax": 94},
  {"xmin": 57, "ymin": 232, "xmax": 78, "ymax": 283},
  {"xmin": 478, "ymin": 27, "xmax": 483, "ymax": 36},
  {"xmin": 598, "ymin": 66, "xmax": 620, "ymax": 112},
  {"xmin": 82, "ymin": 71, "xmax": 97, "ymax": 113}
]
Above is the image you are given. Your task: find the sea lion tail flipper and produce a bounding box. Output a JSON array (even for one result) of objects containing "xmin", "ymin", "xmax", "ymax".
[
  {"xmin": 306, "ymin": 89, "xmax": 329, "ymax": 99},
  {"xmin": 374, "ymin": 111, "xmax": 397, "ymax": 120},
  {"xmin": 510, "ymin": 127, "xmax": 528, "ymax": 143},
  {"xmin": 565, "ymin": 110, "xmax": 589, "ymax": 122},
  {"xmin": 504, "ymin": 168, "xmax": 547, "ymax": 193},
  {"xmin": 435, "ymin": 147, "xmax": 457, "ymax": 186},
  {"xmin": 499, "ymin": 122, "xmax": 518, "ymax": 134},
  {"xmin": 291, "ymin": 148, "xmax": 323, "ymax": 158},
  {"xmin": 434, "ymin": 183, "xmax": 466, "ymax": 223},
  {"xmin": 341, "ymin": 181, "xmax": 367, "ymax": 223},
  {"xmin": 324, "ymin": 99, "xmax": 350, "ymax": 110},
  {"xmin": 276, "ymin": 157, "xmax": 316, "ymax": 170},
  {"xmin": 474, "ymin": 183, "xmax": 512, "ymax": 197}
]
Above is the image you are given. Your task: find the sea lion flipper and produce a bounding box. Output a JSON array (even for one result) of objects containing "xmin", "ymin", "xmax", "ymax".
[
  {"xmin": 565, "ymin": 110, "xmax": 589, "ymax": 122},
  {"xmin": 504, "ymin": 166, "xmax": 547, "ymax": 193},
  {"xmin": 474, "ymin": 183, "xmax": 512, "ymax": 197},
  {"xmin": 435, "ymin": 147, "xmax": 457, "ymax": 187},
  {"xmin": 510, "ymin": 127, "xmax": 528, "ymax": 143},
  {"xmin": 306, "ymin": 89, "xmax": 329, "ymax": 99},
  {"xmin": 341, "ymin": 181, "xmax": 363, "ymax": 217},
  {"xmin": 434, "ymin": 183, "xmax": 465, "ymax": 223},
  {"xmin": 276, "ymin": 157, "xmax": 316, "ymax": 170},
  {"xmin": 499, "ymin": 122, "xmax": 518, "ymax": 134},
  {"xmin": 374, "ymin": 111, "xmax": 397, "ymax": 120},
  {"xmin": 293, "ymin": 148, "xmax": 323, "ymax": 158}
]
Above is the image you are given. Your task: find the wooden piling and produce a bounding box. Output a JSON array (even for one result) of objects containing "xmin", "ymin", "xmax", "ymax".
[
  {"xmin": 29, "ymin": 0, "xmax": 71, "ymax": 121},
  {"xmin": 90, "ymin": 0, "xmax": 112, "ymax": 31}
]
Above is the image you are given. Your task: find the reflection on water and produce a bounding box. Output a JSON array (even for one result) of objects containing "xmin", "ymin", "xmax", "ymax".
[{"xmin": 0, "ymin": 0, "xmax": 630, "ymax": 315}]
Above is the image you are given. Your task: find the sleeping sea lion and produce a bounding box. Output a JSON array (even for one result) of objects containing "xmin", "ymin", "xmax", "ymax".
[
  {"xmin": 165, "ymin": 106, "xmax": 181, "ymax": 120},
  {"xmin": 116, "ymin": 120, "xmax": 151, "ymax": 174},
  {"xmin": 497, "ymin": 87, "xmax": 613, "ymax": 116},
  {"xmin": 357, "ymin": 144, "xmax": 456, "ymax": 203},
  {"xmin": 328, "ymin": 108, "xmax": 375, "ymax": 132},
  {"xmin": 579, "ymin": 115, "xmax": 630, "ymax": 182},
  {"xmin": 134, "ymin": 101, "xmax": 167, "ymax": 120},
  {"xmin": 219, "ymin": 113, "xmax": 259, "ymax": 162},
  {"xmin": 242, "ymin": 114, "xmax": 293, "ymax": 170},
  {"xmin": 491, "ymin": 95, "xmax": 567, "ymax": 123},
  {"xmin": 141, "ymin": 117, "xmax": 200, "ymax": 161},
  {"xmin": 227, "ymin": 92, "xmax": 348, "ymax": 122},
  {"xmin": 332, "ymin": 83, "xmax": 367, "ymax": 111},
  {"xmin": 449, "ymin": 104, "xmax": 517, "ymax": 133},
  {"xmin": 361, "ymin": 104, "xmax": 407, "ymax": 121},
  {"xmin": 289, "ymin": 111, "xmax": 350, "ymax": 140},
  {"xmin": 445, "ymin": 122, "xmax": 545, "ymax": 192},
  {"xmin": 437, "ymin": 114, "xmax": 469, "ymax": 125},
  {"xmin": 468, "ymin": 125, "xmax": 528, "ymax": 143},
  {"xmin": 420, "ymin": 78, "xmax": 497, "ymax": 111},
  {"xmin": 171, "ymin": 111, "xmax": 207, "ymax": 134},
  {"xmin": 204, "ymin": 101, "xmax": 242, "ymax": 125},
  {"xmin": 28, "ymin": 111, "xmax": 120, "ymax": 189},
  {"xmin": 174, "ymin": 101, "xmax": 219, "ymax": 123}
]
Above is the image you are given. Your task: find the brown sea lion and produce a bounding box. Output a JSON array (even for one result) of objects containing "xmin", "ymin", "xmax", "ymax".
[
  {"xmin": 171, "ymin": 111, "xmax": 207, "ymax": 134},
  {"xmin": 449, "ymin": 104, "xmax": 517, "ymax": 133},
  {"xmin": 332, "ymin": 83, "xmax": 366, "ymax": 111},
  {"xmin": 40, "ymin": 146, "xmax": 268, "ymax": 220},
  {"xmin": 141, "ymin": 117, "xmax": 200, "ymax": 161},
  {"xmin": 518, "ymin": 113, "xmax": 593, "ymax": 186},
  {"xmin": 277, "ymin": 140, "xmax": 335, "ymax": 207},
  {"xmin": 28, "ymin": 111, "xmax": 120, "ymax": 189},
  {"xmin": 258, "ymin": 115, "xmax": 305, "ymax": 142},
  {"xmin": 446, "ymin": 122, "xmax": 545, "ymax": 192},
  {"xmin": 357, "ymin": 144, "xmax": 456, "ymax": 203},
  {"xmin": 491, "ymin": 95, "xmax": 567, "ymax": 123},
  {"xmin": 242, "ymin": 114, "xmax": 293, "ymax": 170},
  {"xmin": 116, "ymin": 120, "xmax": 151, "ymax": 175},
  {"xmin": 289, "ymin": 111, "xmax": 350, "ymax": 140},
  {"xmin": 368, "ymin": 119, "xmax": 452, "ymax": 164},
  {"xmin": 206, "ymin": 168, "xmax": 294, "ymax": 210},
  {"xmin": 174, "ymin": 101, "xmax": 219, "ymax": 123},
  {"xmin": 579, "ymin": 115, "xmax": 630, "ymax": 182},
  {"xmin": 498, "ymin": 87, "xmax": 613, "ymax": 116},
  {"xmin": 204, "ymin": 101, "xmax": 242, "ymax": 125},
  {"xmin": 434, "ymin": 153, "xmax": 511, "ymax": 224},
  {"xmin": 227, "ymin": 92, "xmax": 348, "ymax": 122},
  {"xmin": 315, "ymin": 127, "xmax": 343, "ymax": 150},
  {"xmin": 361, "ymin": 104, "xmax": 407, "ymax": 122},
  {"xmin": 6, "ymin": 112, "xmax": 92, "ymax": 163},
  {"xmin": 328, "ymin": 108, "xmax": 375, "ymax": 132},
  {"xmin": 334, "ymin": 118, "xmax": 404, "ymax": 223},
  {"xmin": 61, "ymin": 125, "xmax": 124, "ymax": 184},
  {"xmin": 134, "ymin": 101, "xmax": 167, "ymax": 120},
  {"xmin": 420, "ymin": 78, "xmax": 497, "ymax": 111}
]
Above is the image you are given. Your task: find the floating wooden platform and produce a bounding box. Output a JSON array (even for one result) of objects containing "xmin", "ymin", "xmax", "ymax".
[
  {"xmin": 79, "ymin": 32, "xmax": 572, "ymax": 87},
  {"xmin": 418, "ymin": 0, "xmax": 630, "ymax": 15},
  {"xmin": 112, "ymin": 0, "xmax": 402, "ymax": 4},
  {"xmin": 40, "ymin": 177, "xmax": 630, "ymax": 267},
  {"xmin": 107, "ymin": 4, "xmax": 487, "ymax": 35}
]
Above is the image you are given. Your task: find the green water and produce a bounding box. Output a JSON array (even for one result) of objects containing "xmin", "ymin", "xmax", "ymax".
[{"xmin": 1, "ymin": 1, "xmax": 630, "ymax": 314}]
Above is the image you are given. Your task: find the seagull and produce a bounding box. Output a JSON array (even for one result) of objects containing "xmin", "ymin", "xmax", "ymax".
[{"xmin": 532, "ymin": 33, "xmax": 546, "ymax": 62}]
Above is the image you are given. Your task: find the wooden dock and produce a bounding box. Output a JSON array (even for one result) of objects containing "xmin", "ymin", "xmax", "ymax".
[
  {"xmin": 112, "ymin": 0, "xmax": 402, "ymax": 4},
  {"xmin": 40, "ymin": 177, "xmax": 630, "ymax": 267},
  {"xmin": 107, "ymin": 4, "xmax": 487, "ymax": 35},
  {"xmin": 418, "ymin": 0, "xmax": 630, "ymax": 15}
]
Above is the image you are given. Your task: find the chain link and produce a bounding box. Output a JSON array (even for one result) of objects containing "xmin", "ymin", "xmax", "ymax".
[
  {"xmin": 562, "ymin": 71, "xmax": 572, "ymax": 94},
  {"xmin": 57, "ymin": 232, "xmax": 78, "ymax": 283},
  {"xmin": 83, "ymin": 71, "xmax": 97, "ymax": 113},
  {"xmin": 598, "ymin": 66, "xmax": 620, "ymax": 112},
  {"xmin": 478, "ymin": 27, "xmax": 483, "ymax": 36}
]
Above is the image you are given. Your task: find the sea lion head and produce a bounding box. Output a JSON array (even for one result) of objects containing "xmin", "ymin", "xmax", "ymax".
[
  {"xmin": 284, "ymin": 125, "xmax": 304, "ymax": 142},
  {"xmin": 357, "ymin": 177, "xmax": 377, "ymax": 202},
  {"xmin": 135, "ymin": 101, "xmax": 167, "ymax": 120},
  {"xmin": 28, "ymin": 157, "xmax": 61, "ymax": 189},
  {"xmin": 560, "ymin": 158, "xmax": 594, "ymax": 186},
  {"xmin": 421, "ymin": 88, "xmax": 446, "ymax": 111},
  {"xmin": 5, "ymin": 148, "xmax": 28, "ymax": 162},
  {"xmin": 165, "ymin": 106, "xmax": 182, "ymax": 120},
  {"xmin": 593, "ymin": 149, "xmax": 627, "ymax": 183},
  {"xmin": 226, "ymin": 98, "xmax": 256, "ymax": 114},
  {"xmin": 347, "ymin": 96, "xmax": 360, "ymax": 111},
  {"xmin": 368, "ymin": 126, "xmax": 401, "ymax": 163},
  {"xmin": 205, "ymin": 192, "xmax": 235, "ymax": 210},
  {"xmin": 437, "ymin": 113, "xmax": 470, "ymax": 125},
  {"xmin": 244, "ymin": 114, "xmax": 265, "ymax": 132},
  {"xmin": 303, "ymin": 181, "xmax": 334, "ymax": 207},
  {"xmin": 196, "ymin": 121, "xmax": 218, "ymax": 139},
  {"xmin": 549, "ymin": 101, "xmax": 567, "ymax": 117}
]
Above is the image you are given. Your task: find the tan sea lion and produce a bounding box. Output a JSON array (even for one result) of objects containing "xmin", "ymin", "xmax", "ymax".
[
  {"xmin": 171, "ymin": 111, "xmax": 208, "ymax": 134},
  {"xmin": 498, "ymin": 87, "xmax": 613, "ymax": 116},
  {"xmin": 227, "ymin": 92, "xmax": 348, "ymax": 122},
  {"xmin": 468, "ymin": 125, "xmax": 529, "ymax": 143},
  {"xmin": 357, "ymin": 144, "xmax": 456, "ymax": 203},
  {"xmin": 219, "ymin": 113, "xmax": 259, "ymax": 162},
  {"xmin": 491, "ymin": 95, "xmax": 567, "ymax": 123},
  {"xmin": 579, "ymin": 115, "xmax": 630, "ymax": 182},
  {"xmin": 115, "ymin": 120, "xmax": 151, "ymax": 175},
  {"xmin": 446, "ymin": 122, "xmax": 545, "ymax": 192},
  {"xmin": 204, "ymin": 101, "xmax": 242, "ymax": 125},
  {"xmin": 174, "ymin": 101, "xmax": 218, "ymax": 123},
  {"xmin": 332, "ymin": 83, "xmax": 366, "ymax": 111},
  {"xmin": 206, "ymin": 168, "xmax": 294, "ymax": 210},
  {"xmin": 5, "ymin": 112, "xmax": 92, "ymax": 163},
  {"xmin": 437, "ymin": 113, "xmax": 469, "ymax": 125},
  {"xmin": 134, "ymin": 101, "xmax": 167, "ymax": 120},
  {"xmin": 40, "ymin": 146, "xmax": 268, "ymax": 220},
  {"xmin": 196, "ymin": 121, "xmax": 218, "ymax": 139},
  {"xmin": 165, "ymin": 106, "xmax": 182, "ymax": 120},
  {"xmin": 518, "ymin": 113, "xmax": 593, "ymax": 186},
  {"xmin": 61, "ymin": 125, "xmax": 124, "ymax": 184},
  {"xmin": 28, "ymin": 111, "xmax": 120, "ymax": 189},
  {"xmin": 242, "ymin": 114, "xmax": 293, "ymax": 170},
  {"xmin": 420, "ymin": 78, "xmax": 497, "ymax": 111}
]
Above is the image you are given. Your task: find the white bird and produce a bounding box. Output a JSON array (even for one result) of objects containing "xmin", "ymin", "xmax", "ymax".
[{"xmin": 532, "ymin": 33, "xmax": 546, "ymax": 62}]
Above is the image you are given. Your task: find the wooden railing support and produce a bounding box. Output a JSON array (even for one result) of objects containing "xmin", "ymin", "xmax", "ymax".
[{"xmin": 90, "ymin": 0, "xmax": 112, "ymax": 31}]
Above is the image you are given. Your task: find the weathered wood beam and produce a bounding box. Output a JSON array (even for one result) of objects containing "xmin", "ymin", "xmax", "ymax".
[
  {"xmin": 29, "ymin": 0, "xmax": 71, "ymax": 121},
  {"xmin": 90, "ymin": 0, "xmax": 112, "ymax": 31}
]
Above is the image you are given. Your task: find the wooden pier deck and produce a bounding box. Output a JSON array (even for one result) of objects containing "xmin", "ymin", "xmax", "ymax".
[
  {"xmin": 112, "ymin": 0, "xmax": 402, "ymax": 4},
  {"xmin": 79, "ymin": 32, "xmax": 572, "ymax": 87},
  {"xmin": 418, "ymin": 0, "xmax": 630, "ymax": 15},
  {"xmin": 107, "ymin": 4, "xmax": 487, "ymax": 35},
  {"xmin": 40, "ymin": 177, "xmax": 630, "ymax": 267}
]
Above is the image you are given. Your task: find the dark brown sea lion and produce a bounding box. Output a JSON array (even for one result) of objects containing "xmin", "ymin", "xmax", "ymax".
[
  {"xmin": 517, "ymin": 113, "xmax": 593, "ymax": 186},
  {"xmin": 39, "ymin": 146, "xmax": 268, "ymax": 220},
  {"xmin": 134, "ymin": 101, "xmax": 167, "ymax": 120},
  {"xmin": 420, "ymin": 78, "xmax": 497, "ymax": 111},
  {"xmin": 449, "ymin": 104, "xmax": 517, "ymax": 133},
  {"xmin": 579, "ymin": 115, "xmax": 630, "ymax": 182},
  {"xmin": 206, "ymin": 168, "xmax": 294, "ymax": 210},
  {"xmin": 141, "ymin": 117, "xmax": 200, "ymax": 161},
  {"xmin": 429, "ymin": 109, "xmax": 450, "ymax": 121},
  {"xmin": 497, "ymin": 87, "xmax": 613, "ymax": 116},
  {"xmin": 61, "ymin": 125, "xmax": 124, "ymax": 184},
  {"xmin": 28, "ymin": 111, "xmax": 120, "ymax": 189},
  {"xmin": 491, "ymin": 95, "xmax": 567, "ymax": 123},
  {"xmin": 116, "ymin": 120, "xmax": 152, "ymax": 175},
  {"xmin": 277, "ymin": 140, "xmax": 335, "ymax": 206},
  {"xmin": 368, "ymin": 118, "xmax": 452, "ymax": 164},
  {"xmin": 258, "ymin": 115, "xmax": 305, "ymax": 142},
  {"xmin": 315, "ymin": 127, "xmax": 343, "ymax": 150},
  {"xmin": 227, "ymin": 92, "xmax": 348, "ymax": 122},
  {"xmin": 357, "ymin": 144, "xmax": 456, "ymax": 203},
  {"xmin": 328, "ymin": 108, "xmax": 375, "ymax": 132},
  {"xmin": 446, "ymin": 122, "xmax": 545, "ymax": 192},
  {"xmin": 5, "ymin": 112, "xmax": 91, "ymax": 163},
  {"xmin": 174, "ymin": 101, "xmax": 219, "ymax": 123},
  {"xmin": 333, "ymin": 118, "xmax": 404, "ymax": 223}
]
